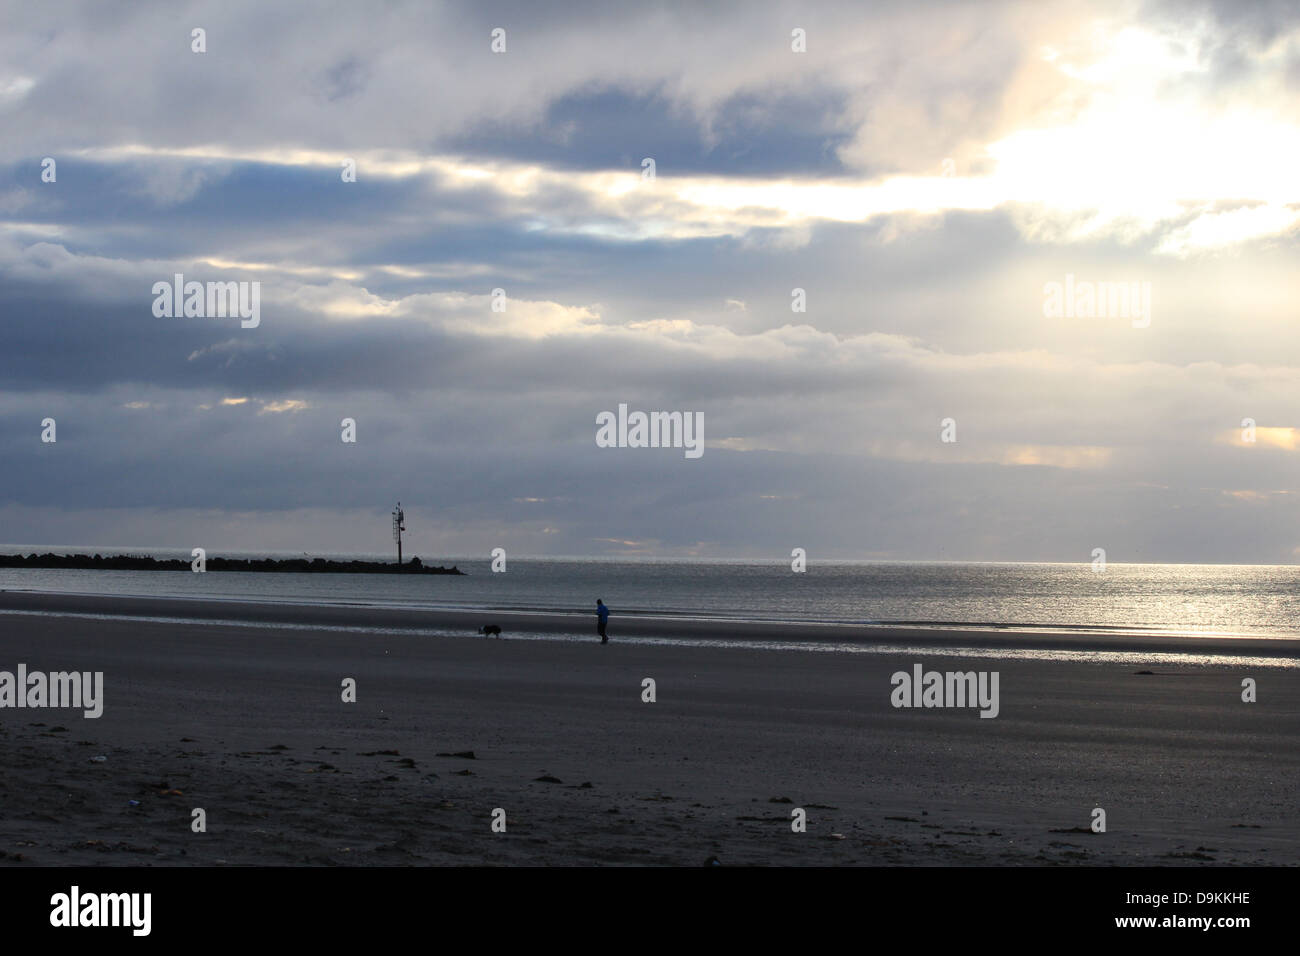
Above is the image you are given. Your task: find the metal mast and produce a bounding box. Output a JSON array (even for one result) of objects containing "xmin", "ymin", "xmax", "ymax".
[{"xmin": 392, "ymin": 502, "xmax": 405, "ymax": 564}]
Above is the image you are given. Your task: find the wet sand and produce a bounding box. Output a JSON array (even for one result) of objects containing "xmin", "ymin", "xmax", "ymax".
[{"xmin": 0, "ymin": 591, "xmax": 1296, "ymax": 866}]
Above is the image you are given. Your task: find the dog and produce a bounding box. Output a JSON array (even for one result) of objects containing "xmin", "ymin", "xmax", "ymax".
[{"xmin": 478, "ymin": 624, "xmax": 502, "ymax": 638}]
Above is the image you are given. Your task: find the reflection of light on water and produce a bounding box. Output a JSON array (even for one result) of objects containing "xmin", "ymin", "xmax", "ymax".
[
  {"xmin": 3, "ymin": 609, "xmax": 1296, "ymax": 669},
  {"xmin": 496, "ymin": 631, "xmax": 1299, "ymax": 669}
]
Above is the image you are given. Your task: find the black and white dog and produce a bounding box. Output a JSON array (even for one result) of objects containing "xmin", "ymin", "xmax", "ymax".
[{"xmin": 478, "ymin": 624, "xmax": 502, "ymax": 638}]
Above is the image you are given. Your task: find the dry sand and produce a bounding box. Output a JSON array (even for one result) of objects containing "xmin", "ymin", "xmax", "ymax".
[{"xmin": 0, "ymin": 591, "xmax": 1296, "ymax": 866}]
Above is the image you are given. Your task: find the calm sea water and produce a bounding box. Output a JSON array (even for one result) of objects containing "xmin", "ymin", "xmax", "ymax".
[{"xmin": 3, "ymin": 548, "xmax": 1300, "ymax": 637}]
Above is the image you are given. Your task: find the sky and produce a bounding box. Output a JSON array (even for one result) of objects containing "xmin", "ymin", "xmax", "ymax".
[{"xmin": 2, "ymin": 0, "xmax": 1299, "ymax": 563}]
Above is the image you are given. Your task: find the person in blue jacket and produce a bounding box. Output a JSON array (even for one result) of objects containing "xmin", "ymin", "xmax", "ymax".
[{"xmin": 596, "ymin": 599, "xmax": 610, "ymax": 644}]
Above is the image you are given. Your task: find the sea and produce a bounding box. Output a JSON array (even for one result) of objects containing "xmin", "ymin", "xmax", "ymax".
[{"xmin": 3, "ymin": 547, "xmax": 1300, "ymax": 639}]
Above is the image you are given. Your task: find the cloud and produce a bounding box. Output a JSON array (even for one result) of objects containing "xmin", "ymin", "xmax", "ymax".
[
  {"xmin": 3, "ymin": 0, "xmax": 1299, "ymax": 560},
  {"xmin": 258, "ymin": 399, "xmax": 309, "ymax": 414}
]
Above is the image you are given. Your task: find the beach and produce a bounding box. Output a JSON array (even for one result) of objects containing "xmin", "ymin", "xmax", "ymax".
[{"xmin": 1, "ymin": 590, "xmax": 1297, "ymax": 866}]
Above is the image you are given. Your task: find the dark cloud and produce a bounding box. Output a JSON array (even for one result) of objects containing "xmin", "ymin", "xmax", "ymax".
[{"xmin": 442, "ymin": 85, "xmax": 857, "ymax": 177}]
